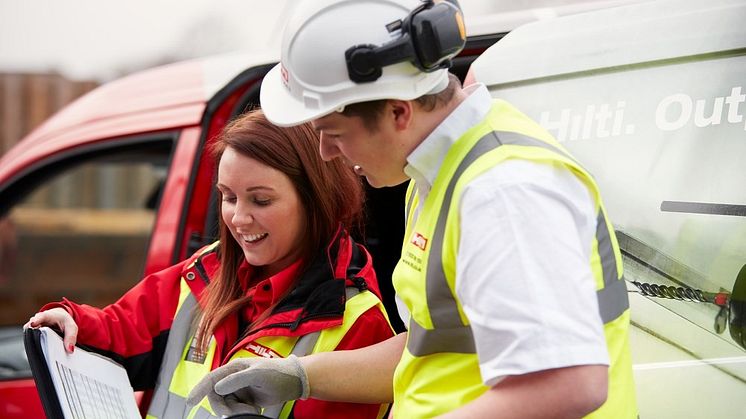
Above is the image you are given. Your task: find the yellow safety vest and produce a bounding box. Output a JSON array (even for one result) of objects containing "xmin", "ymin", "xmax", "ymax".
[
  {"xmin": 145, "ymin": 244, "xmax": 389, "ymax": 419},
  {"xmin": 392, "ymin": 100, "xmax": 637, "ymax": 418}
]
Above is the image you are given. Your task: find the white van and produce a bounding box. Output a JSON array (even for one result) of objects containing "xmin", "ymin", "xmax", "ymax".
[{"xmin": 470, "ymin": 0, "xmax": 746, "ymax": 417}]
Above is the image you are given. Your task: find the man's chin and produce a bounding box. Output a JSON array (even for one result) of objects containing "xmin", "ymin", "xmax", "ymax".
[
  {"xmin": 365, "ymin": 176, "xmax": 408, "ymax": 189},
  {"xmin": 364, "ymin": 175, "xmax": 392, "ymax": 189},
  {"xmin": 364, "ymin": 176, "xmax": 383, "ymax": 188}
]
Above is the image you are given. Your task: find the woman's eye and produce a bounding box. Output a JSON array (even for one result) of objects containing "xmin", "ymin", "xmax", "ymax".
[
  {"xmin": 254, "ymin": 198, "xmax": 271, "ymax": 206},
  {"xmin": 222, "ymin": 196, "xmax": 237, "ymax": 203}
]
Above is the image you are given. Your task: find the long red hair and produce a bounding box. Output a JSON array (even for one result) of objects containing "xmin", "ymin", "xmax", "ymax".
[{"xmin": 196, "ymin": 109, "xmax": 364, "ymax": 351}]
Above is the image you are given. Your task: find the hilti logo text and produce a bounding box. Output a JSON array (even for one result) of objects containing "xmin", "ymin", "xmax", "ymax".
[
  {"xmin": 247, "ymin": 343, "xmax": 281, "ymax": 359},
  {"xmin": 410, "ymin": 233, "xmax": 428, "ymax": 251}
]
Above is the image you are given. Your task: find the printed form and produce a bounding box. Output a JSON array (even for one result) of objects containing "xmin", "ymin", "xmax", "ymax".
[{"xmin": 38, "ymin": 327, "xmax": 141, "ymax": 419}]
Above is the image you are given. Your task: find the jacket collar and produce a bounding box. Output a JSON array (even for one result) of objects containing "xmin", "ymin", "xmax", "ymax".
[{"xmin": 182, "ymin": 228, "xmax": 375, "ymax": 360}]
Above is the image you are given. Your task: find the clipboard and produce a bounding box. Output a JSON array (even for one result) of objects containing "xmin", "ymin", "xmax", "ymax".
[
  {"xmin": 23, "ymin": 327, "xmax": 141, "ymax": 419},
  {"xmin": 24, "ymin": 327, "xmax": 65, "ymax": 419}
]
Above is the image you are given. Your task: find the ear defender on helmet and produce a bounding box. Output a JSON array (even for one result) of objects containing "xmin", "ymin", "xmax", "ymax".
[{"xmin": 345, "ymin": 0, "xmax": 466, "ymax": 83}]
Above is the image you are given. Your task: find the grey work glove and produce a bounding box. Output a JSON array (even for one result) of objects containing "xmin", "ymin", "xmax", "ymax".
[{"xmin": 186, "ymin": 355, "xmax": 310, "ymax": 417}]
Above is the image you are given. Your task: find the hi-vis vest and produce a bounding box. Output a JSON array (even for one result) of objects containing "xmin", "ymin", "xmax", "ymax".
[
  {"xmin": 391, "ymin": 100, "xmax": 638, "ymax": 418},
  {"xmin": 145, "ymin": 243, "xmax": 389, "ymax": 419}
]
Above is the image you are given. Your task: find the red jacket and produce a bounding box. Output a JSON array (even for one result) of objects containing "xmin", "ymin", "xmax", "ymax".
[{"xmin": 43, "ymin": 230, "xmax": 394, "ymax": 418}]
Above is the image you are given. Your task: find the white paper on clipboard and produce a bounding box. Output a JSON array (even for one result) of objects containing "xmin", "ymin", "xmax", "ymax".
[{"xmin": 37, "ymin": 326, "xmax": 141, "ymax": 419}]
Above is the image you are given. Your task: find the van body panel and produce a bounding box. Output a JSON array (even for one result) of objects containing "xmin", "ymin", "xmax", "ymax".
[
  {"xmin": 472, "ymin": 0, "xmax": 746, "ymax": 417},
  {"xmin": 472, "ymin": 0, "xmax": 746, "ymax": 85}
]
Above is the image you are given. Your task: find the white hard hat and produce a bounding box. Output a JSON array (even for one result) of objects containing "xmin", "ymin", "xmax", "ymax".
[{"xmin": 261, "ymin": 0, "xmax": 465, "ymax": 127}]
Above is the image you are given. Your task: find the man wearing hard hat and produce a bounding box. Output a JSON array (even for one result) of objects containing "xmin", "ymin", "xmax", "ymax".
[{"xmin": 189, "ymin": 1, "xmax": 638, "ymax": 418}]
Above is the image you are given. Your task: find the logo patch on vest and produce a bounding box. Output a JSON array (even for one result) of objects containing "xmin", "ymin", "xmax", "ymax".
[
  {"xmin": 185, "ymin": 336, "xmax": 209, "ymax": 364},
  {"xmin": 410, "ymin": 232, "xmax": 428, "ymax": 251},
  {"xmin": 247, "ymin": 342, "xmax": 281, "ymax": 359}
]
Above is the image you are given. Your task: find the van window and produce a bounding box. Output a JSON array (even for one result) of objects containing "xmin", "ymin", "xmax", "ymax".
[{"xmin": 0, "ymin": 140, "xmax": 171, "ymax": 326}]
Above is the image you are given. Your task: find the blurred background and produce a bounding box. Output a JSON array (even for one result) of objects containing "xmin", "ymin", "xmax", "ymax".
[
  {"xmin": 0, "ymin": 0, "xmax": 293, "ymax": 82},
  {"xmin": 0, "ymin": 0, "xmax": 293, "ymax": 157},
  {"xmin": 0, "ymin": 0, "xmax": 629, "ymax": 170}
]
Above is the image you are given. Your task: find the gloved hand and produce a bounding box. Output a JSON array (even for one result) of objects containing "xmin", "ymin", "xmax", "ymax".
[{"xmin": 186, "ymin": 355, "xmax": 310, "ymax": 417}]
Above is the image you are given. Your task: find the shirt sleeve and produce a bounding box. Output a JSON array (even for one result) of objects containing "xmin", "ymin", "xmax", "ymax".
[{"xmin": 456, "ymin": 159, "xmax": 610, "ymax": 387}]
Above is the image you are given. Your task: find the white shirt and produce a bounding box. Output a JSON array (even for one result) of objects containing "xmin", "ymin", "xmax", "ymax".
[{"xmin": 402, "ymin": 84, "xmax": 609, "ymax": 387}]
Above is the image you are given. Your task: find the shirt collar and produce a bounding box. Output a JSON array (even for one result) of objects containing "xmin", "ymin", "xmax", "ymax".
[
  {"xmin": 238, "ymin": 258, "xmax": 303, "ymax": 304},
  {"xmin": 404, "ymin": 83, "xmax": 492, "ymax": 198}
]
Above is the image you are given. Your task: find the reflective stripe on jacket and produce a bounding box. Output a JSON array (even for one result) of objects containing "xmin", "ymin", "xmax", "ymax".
[
  {"xmin": 391, "ymin": 100, "xmax": 637, "ymax": 418},
  {"xmin": 139, "ymin": 230, "xmax": 392, "ymax": 419},
  {"xmin": 146, "ymin": 280, "xmax": 387, "ymax": 419}
]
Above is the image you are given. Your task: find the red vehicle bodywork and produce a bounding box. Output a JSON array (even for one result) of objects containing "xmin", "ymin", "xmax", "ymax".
[
  {"xmin": 0, "ymin": 38, "xmax": 498, "ymax": 416},
  {"xmin": 0, "ymin": 53, "xmax": 276, "ymax": 418}
]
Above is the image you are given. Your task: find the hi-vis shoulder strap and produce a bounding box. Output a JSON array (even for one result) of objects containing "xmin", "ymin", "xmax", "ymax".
[
  {"xmin": 146, "ymin": 283, "xmax": 323, "ymax": 419},
  {"xmin": 147, "ymin": 282, "xmax": 384, "ymax": 419},
  {"xmin": 406, "ymin": 130, "xmax": 630, "ymax": 357}
]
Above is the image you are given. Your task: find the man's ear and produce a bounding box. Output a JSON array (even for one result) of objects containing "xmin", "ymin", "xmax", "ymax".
[{"xmin": 387, "ymin": 100, "xmax": 414, "ymax": 131}]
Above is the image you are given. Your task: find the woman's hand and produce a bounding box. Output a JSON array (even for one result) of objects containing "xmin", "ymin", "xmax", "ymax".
[{"xmin": 24, "ymin": 308, "xmax": 78, "ymax": 353}]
